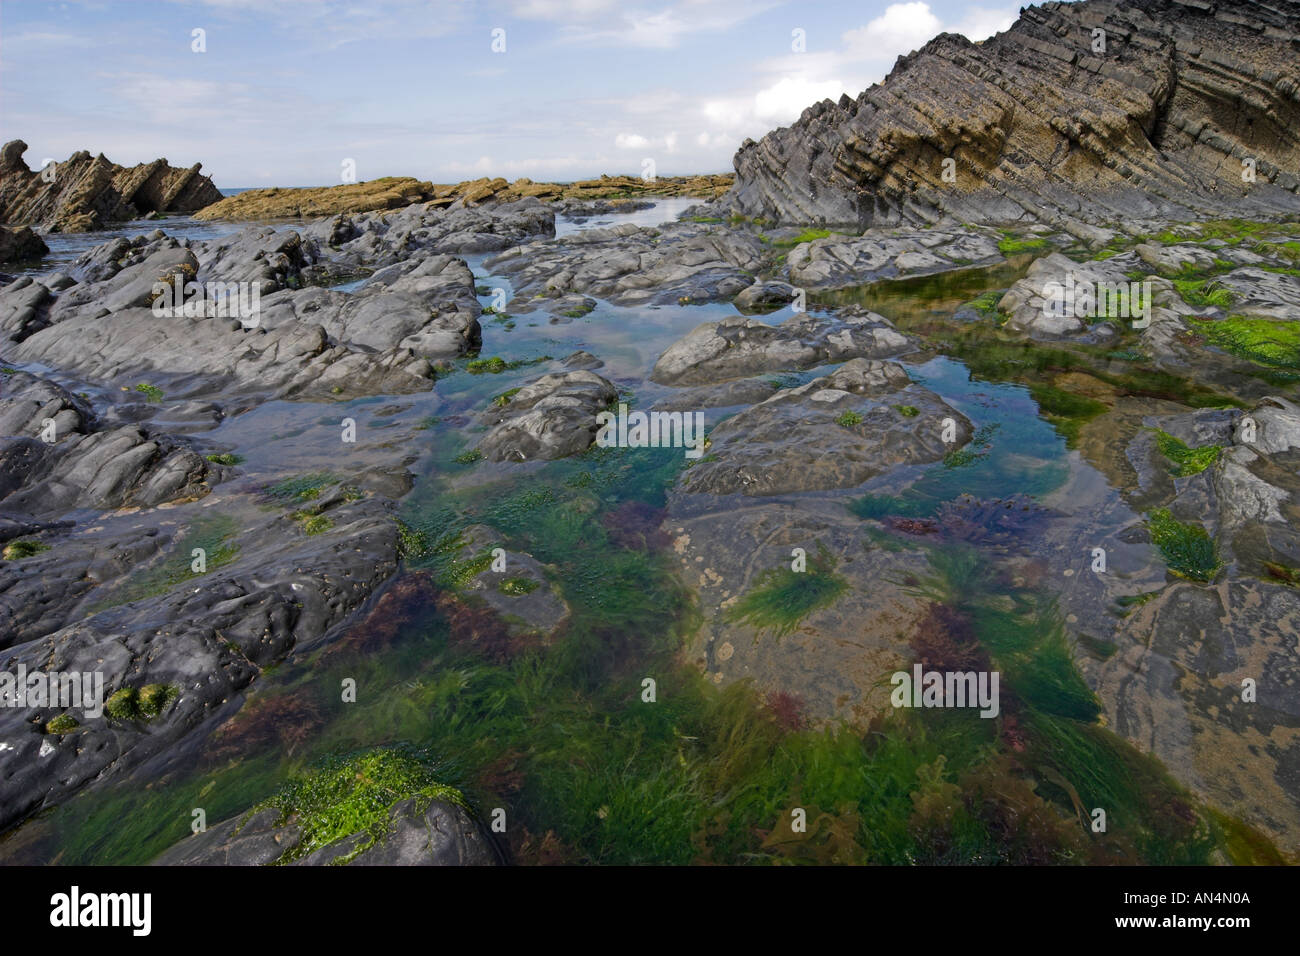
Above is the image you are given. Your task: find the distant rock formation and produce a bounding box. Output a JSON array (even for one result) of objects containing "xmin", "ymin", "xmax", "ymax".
[
  {"xmin": 0, "ymin": 225, "xmax": 48, "ymax": 264},
  {"xmin": 721, "ymin": 0, "xmax": 1300, "ymax": 229},
  {"xmin": 0, "ymin": 140, "xmax": 223, "ymax": 233},
  {"xmin": 195, "ymin": 173, "xmax": 734, "ymax": 221}
]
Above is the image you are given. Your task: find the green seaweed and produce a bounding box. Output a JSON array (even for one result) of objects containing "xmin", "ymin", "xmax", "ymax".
[
  {"xmin": 205, "ymin": 453, "xmax": 245, "ymax": 466},
  {"xmin": 1152, "ymin": 429, "xmax": 1220, "ymax": 477},
  {"xmin": 2, "ymin": 539, "xmax": 49, "ymax": 560},
  {"xmin": 724, "ymin": 545, "xmax": 848, "ymax": 638},
  {"xmin": 46, "ymin": 714, "xmax": 79, "ymax": 734},
  {"xmin": 835, "ymin": 409, "xmax": 864, "ymax": 427},
  {"xmin": 1190, "ymin": 315, "xmax": 1300, "ymax": 371},
  {"xmin": 104, "ymin": 684, "xmax": 178, "ymax": 721},
  {"xmin": 1147, "ymin": 509, "xmax": 1220, "ymax": 582},
  {"xmin": 134, "ymin": 382, "xmax": 164, "ymax": 403},
  {"xmin": 264, "ymin": 472, "xmax": 337, "ymax": 503},
  {"xmin": 258, "ymin": 746, "xmax": 467, "ymax": 865},
  {"xmin": 90, "ymin": 515, "xmax": 240, "ymax": 610},
  {"xmin": 499, "ymin": 577, "xmax": 540, "ymax": 596},
  {"xmin": 997, "ymin": 235, "xmax": 1050, "ymax": 255}
]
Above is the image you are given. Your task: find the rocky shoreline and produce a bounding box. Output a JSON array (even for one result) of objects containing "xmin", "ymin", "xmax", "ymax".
[{"xmin": 0, "ymin": 0, "xmax": 1298, "ymax": 866}]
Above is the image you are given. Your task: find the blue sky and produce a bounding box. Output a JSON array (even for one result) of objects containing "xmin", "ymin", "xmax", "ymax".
[{"xmin": 0, "ymin": 0, "xmax": 1018, "ymax": 186}]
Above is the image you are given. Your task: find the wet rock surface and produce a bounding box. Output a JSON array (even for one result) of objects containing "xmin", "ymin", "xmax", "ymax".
[
  {"xmin": 152, "ymin": 798, "xmax": 498, "ymax": 866},
  {"xmin": 476, "ymin": 369, "xmax": 617, "ymax": 462},
  {"xmin": 677, "ymin": 359, "xmax": 971, "ymax": 496},
  {"xmin": 651, "ymin": 309, "xmax": 912, "ymax": 385},
  {"xmin": 788, "ymin": 229, "xmax": 1004, "ymax": 287},
  {"xmin": 487, "ymin": 220, "xmax": 766, "ymax": 306}
]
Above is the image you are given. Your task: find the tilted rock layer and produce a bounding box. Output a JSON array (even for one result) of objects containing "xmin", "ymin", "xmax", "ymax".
[
  {"xmin": 0, "ymin": 140, "xmax": 222, "ymax": 233},
  {"xmin": 721, "ymin": 0, "xmax": 1300, "ymax": 228}
]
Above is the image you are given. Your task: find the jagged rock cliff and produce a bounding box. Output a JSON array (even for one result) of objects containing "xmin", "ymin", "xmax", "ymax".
[
  {"xmin": 0, "ymin": 140, "xmax": 223, "ymax": 232},
  {"xmin": 721, "ymin": 0, "xmax": 1300, "ymax": 228}
]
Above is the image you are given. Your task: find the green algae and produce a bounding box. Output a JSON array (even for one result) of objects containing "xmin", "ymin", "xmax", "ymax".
[
  {"xmin": 997, "ymin": 234, "xmax": 1050, "ymax": 255},
  {"xmin": 835, "ymin": 409, "xmax": 864, "ymax": 427},
  {"xmin": 293, "ymin": 512, "xmax": 334, "ymax": 535},
  {"xmin": 491, "ymin": 387, "xmax": 522, "ymax": 407},
  {"xmin": 2, "ymin": 539, "xmax": 49, "ymax": 560},
  {"xmin": 104, "ymin": 684, "xmax": 178, "ymax": 721},
  {"xmin": 1172, "ymin": 277, "xmax": 1235, "ymax": 309},
  {"xmin": 1152, "ymin": 429, "xmax": 1220, "ymax": 477},
  {"xmin": 258, "ymin": 746, "xmax": 467, "ymax": 865},
  {"xmin": 1190, "ymin": 315, "xmax": 1300, "ymax": 371},
  {"xmin": 264, "ymin": 472, "xmax": 337, "ymax": 503},
  {"xmin": 466, "ymin": 355, "xmax": 551, "ymax": 375},
  {"xmin": 204, "ymin": 453, "xmax": 245, "ymax": 466},
  {"xmin": 1148, "ymin": 509, "xmax": 1221, "ymax": 582},
  {"xmin": 133, "ymin": 382, "xmax": 164, "ymax": 403},
  {"xmin": 724, "ymin": 545, "xmax": 848, "ymax": 638},
  {"xmin": 46, "ymin": 714, "xmax": 79, "ymax": 734},
  {"xmin": 499, "ymin": 577, "xmax": 539, "ymax": 596}
]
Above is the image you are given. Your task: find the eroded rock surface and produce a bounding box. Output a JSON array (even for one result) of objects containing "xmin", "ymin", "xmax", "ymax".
[
  {"xmin": 0, "ymin": 140, "xmax": 222, "ymax": 232},
  {"xmin": 678, "ymin": 359, "xmax": 971, "ymax": 496},
  {"xmin": 719, "ymin": 0, "xmax": 1300, "ymax": 228}
]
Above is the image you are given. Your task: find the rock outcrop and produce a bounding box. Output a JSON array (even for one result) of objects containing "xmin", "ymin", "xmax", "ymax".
[
  {"xmin": 719, "ymin": 0, "xmax": 1300, "ymax": 228},
  {"xmin": 152, "ymin": 799, "xmax": 498, "ymax": 866},
  {"xmin": 487, "ymin": 220, "xmax": 766, "ymax": 306},
  {"xmin": 676, "ymin": 359, "xmax": 971, "ymax": 496},
  {"xmin": 0, "ymin": 226, "xmax": 48, "ymax": 265},
  {"xmin": 0, "ymin": 140, "xmax": 222, "ymax": 232},
  {"xmin": 650, "ymin": 309, "xmax": 912, "ymax": 386}
]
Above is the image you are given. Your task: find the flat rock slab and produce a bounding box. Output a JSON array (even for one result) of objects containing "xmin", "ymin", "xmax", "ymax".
[
  {"xmin": 677, "ymin": 359, "xmax": 972, "ymax": 496},
  {"xmin": 650, "ymin": 310, "xmax": 912, "ymax": 386},
  {"xmin": 664, "ymin": 500, "xmax": 930, "ymax": 724}
]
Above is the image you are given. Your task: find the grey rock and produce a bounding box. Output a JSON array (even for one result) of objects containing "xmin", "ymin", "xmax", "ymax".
[
  {"xmin": 651, "ymin": 309, "xmax": 911, "ymax": 386},
  {"xmin": 477, "ymin": 370, "xmax": 617, "ymax": 462},
  {"xmin": 677, "ymin": 358, "xmax": 972, "ymax": 496}
]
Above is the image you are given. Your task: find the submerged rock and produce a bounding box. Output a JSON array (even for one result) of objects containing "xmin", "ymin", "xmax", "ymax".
[
  {"xmin": 677, "ymin": 359, "xmax": 972, "ymax": 496},
  {"xmin": 651, "ymin": 309, "xmax": 912, "ymax": 386}
]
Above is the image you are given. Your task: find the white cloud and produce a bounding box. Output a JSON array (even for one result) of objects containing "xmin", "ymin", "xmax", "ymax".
[
  {"xmin": 951, "ymin": 7, "xmax": 1017, "ymax": 42},
  {"xmin": 842, "ymin": 2, "xmax": 942, "ymax": 58},
  {"xmin": 615, "ymin": 132, "xmax": 651, "ymax": 149},
  {"xmin": 550, "ymin": 0, "xmax": 781, "ymax": 49},
  {"xmin": 754, "ymin": 76, "xmax": 845, "ymax": 123}
]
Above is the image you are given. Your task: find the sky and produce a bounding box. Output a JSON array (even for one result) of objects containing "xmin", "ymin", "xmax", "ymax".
[{"xmin": 0, "ymin": 0, "xmax": 1019, "ymax": 187}]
